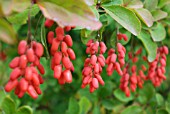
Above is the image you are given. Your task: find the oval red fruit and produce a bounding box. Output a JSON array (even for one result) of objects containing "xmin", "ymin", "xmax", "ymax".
[
  {"xmin": 10, "ymin": 68, "xmax": 21, "ymax": 80},
  {"xmin": 63, "ymin": 70, "xmax": 72, "ymax": 83},
  {"xmin": 44, "ymin": 19, "xmax": 54, "ymax": 28},
  {"xmin": 61, "ymin": 41, "xmax": 68, "ymax": 54},
  {"xmin": 56, "ymin": 27, "xmax": 64, "ymax": 38},
  {"xmin": 54, "ymin": 51, "xmax": 62, "ymax": 65},
  {"xmin": 5, "ymin": 80, "xmax": 18, "ymax": 92},
  {"xmin": 37, "ymin": 64, "xmax": 45, "ymax": 75},
  {"xmin": 64, "ymin": 35, "xmax": 73, "ymax": 47},
  {"xmin": 9, "ymin": 57, "xmax": 20, "ymax": 69},
  {"xmin": 25, "ymin": 67, "xmax": 32, "ymax": 81},
  {"xmin": 51, "ymin": 39, "xmax": 60, "ymax": 52},
  {"xmin": 54, "ymin": 65, "xmax": 62, "ymax": 79},
  {"xmin": 19, "ymin": 78, "xmax": 28, "ymax": 92},
  {"xmin": 62, "ymin": 56, "xmax": 72, "ymax": 69},
  {"xmin": 18, "ymin": 40, "xmax": 27, "ymax": 55},
  {"xmin": 26, "ymin": 48, "xmax": 35, "ymax": 62},
  {"xmin": 92, "ymin": 78, "xmax": 99, "ymax": 89},
  {"xmin": 19, "ymin": 55, "xmax": 28, "ymax": 69},
  {"xmin": 47, "ymin": 31, "xmax": 54, "ymax": 44},
  {"xmin": 35, "ymin": 43, "xmax": 44, "ymax": 57},
  {"xmin": 27, "ymin": 85, "xmax": 38, "ymax": 99},
  {"xmin": 67, "ymin": 48, "xmax": 76, "ymax": 60}
]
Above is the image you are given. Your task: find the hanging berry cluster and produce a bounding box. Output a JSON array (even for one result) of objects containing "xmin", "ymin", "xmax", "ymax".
[
  {"xmin": 106, "ymin": 33, "xmax": 127, "ymax": 77},
  {"xmin": 119, "ymin": 47, "xmax": 146, "ymax": 97},
  {"xmin": 147, "ymin": 46, "xmax": 169, "ymax": 87},
  {"xmin": 5, "ymin": 40, "xmax": 44, "ymax": 99},
  {"xmin": 44, "ymin": 19, "xmax": 76, "ymax": 85},
  {"xmin": 81, "ymin": 39, "xmax": 107, "ymax": 92}
]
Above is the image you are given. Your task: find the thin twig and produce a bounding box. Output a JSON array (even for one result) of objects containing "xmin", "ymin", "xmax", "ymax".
[{"xmin": 34, "ymin": 14, "xmax": 43, "ymax": 38}]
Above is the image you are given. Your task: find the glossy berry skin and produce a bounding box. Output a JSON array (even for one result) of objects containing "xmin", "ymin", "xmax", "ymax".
[
  {"xmin": 18, "ymin": 40, "xmax": 27, "ymax": 55},
  {"xmin": 5, "ymin": 40, "xmax": 45, "ymax": 99},
  {"xmin": 45, "ymin": 24, "xmax": 76, "ymax": 85},
  {"xmin": 44, "ymin": 19, "xmax": 54, "ymax": 28},
  {"xmin": 82, "ymin": 40, "xmax": 106, "ymax": 92}
]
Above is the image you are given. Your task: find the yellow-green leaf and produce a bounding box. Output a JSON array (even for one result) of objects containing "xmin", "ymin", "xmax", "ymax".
[
  {"xmin": 134, "ymin": 8, "xmax": 153, "ymax": 27},
  {"xmin": 0, "ymin": 19, "xmax": 17, "ymax": 44},
  {"xmin": 103, "ymin": 5, "xmax": 141, "ymax": 35}
]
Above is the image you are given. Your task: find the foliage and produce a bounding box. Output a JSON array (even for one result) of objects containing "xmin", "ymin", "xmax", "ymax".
[{"xmin": 0, "ymin": 0, "xmax": 170, "ymax": 114}]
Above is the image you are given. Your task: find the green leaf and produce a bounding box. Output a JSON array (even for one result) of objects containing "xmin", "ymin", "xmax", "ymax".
[
  {"xmin": 102, "ymin": 0, "xmax": 123, "ymax": 6},
  {"xmin": 37, "ymin": 0, "xmax": 102, "ymax": 30},
  {"xmin": 78, "ymin": 97, "xmax": 92, "ymax": 114},
  {"xmin": 41, "ymin": 18, "xmax": 50, "ymax": 59},
  {"xmin": 150, "ymin": 23, "xmax": 166, "ymax": 42},
  {"xmin": 126, "ymin": 0, "xmax": 143, "ymax": 9},
  {"xmin": 1, "ymin": 96, "xmax": 16, "ymax": 114},
  {"xmin": 16, "ymin": 106, "xmax": 33, "ymax": 114},
  {"xmin": 134, "ymin": 8, "xmax": 153, "ymax": 27},
  {"xmin": 67, "ymin": 97, "xmax": 79, "ymax": 114},
  {"xmin": 12, "ymin": 0, "xmax": 31, "ymax": 13},
  {"xmin": 156, "ymin": 93, "xmax": 164, "ymax": 106},
  {"xmin": 137, "ymin": 83, "xmax": 155, "ymax": 104},
  {"xmin": 152, "ymin": 10, "xmax": 168, "ymax": 21},
  {"xmin": 137, "ymin": 30, "xmax": 157, "ymax": 62},
  {"xmin": 101, "ymin": 99, "xmax": 115, "ymax": 110},
  {"xmin": 158, "ymin": 0, "xmax": 170, "ymax": 8},
  {"xmin": 165, "ymin": 102, "xmax": 170, "ymax": 113},
  {"xmin": 121, "ymin": 105, "xmax": 142, "ymax": 114},
  {"xmin": 144, "ymin": 0, "xmax": 158, "ymax": 11},
  {"xmin": 81, "ymin": 29, "xmax": 96, "ymax": 44},
  {"xmin": 103, "ymin": 5, "xmax": 141, "ymax": 35},
  {"xmin": 156, "ymin": 109, "xmax": 169, "ymax": 114},
  {"xmin": 93, "ymin": 105, "xmax": 100, "ymax": 114},
  {"xmin": 90, "ymin": 6, "xmax": 99, "ymax": 20},
  {"xmin": 113, "ymin": 89, "xmax": 134, "ymax": 102},
  {"xmin": 0, "ymin": 87, "xmax": 6, "ymax": 105},
  {"xmin": 0, "ymin": 19, "xmax": 17, "ymax": 45},
  {"xmin": 7, "ymin": 4, "xmax": 40, "ymax": 25}
]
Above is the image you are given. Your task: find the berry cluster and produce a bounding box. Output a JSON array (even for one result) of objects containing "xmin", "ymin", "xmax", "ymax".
[
  {"xmin": 5, "ymin": 40, "xmax": 44, "ymax": 99},
  {"xmin": 119, "ymin": 48, "xmax": 147, "ymax": 97},
  {"xmin": 81, "ymin": 39, "xmax": 107, "ymax": 92},
  {"xmin": 45, "ymin": 19, "xmax": 76, "ymax": 85},
  {"xmin": 147, "ymin": 46, "xmax": 169, "ymax": 87},
  {"xmin": 106, "ymin": 33, "xmax": 127, "ymax": 76}
]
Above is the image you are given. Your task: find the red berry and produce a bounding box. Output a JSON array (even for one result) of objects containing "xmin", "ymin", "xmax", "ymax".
[
  {"xmin": 64, "ymin": 26, "xmax": 72, "ymax": 31},
  {"xmin": 54, "ymin": 51, "xmax": 62, "ymax": 65},
  {"xmin": 18, "ymin": 40, "xmax": 27, "ymax": 55},
  {"xmin": 25, "ymin": 67, "xmax": 32, "ymax": 81},
  {"xmin": 10, "ymin": 68, "xmax": 21, "ymax": 80},
  {"xmin": 19, "ymin": 55, "xmax": 28, "ymax": 69},
  {"xmin": 47, "ymin": 31, "xmax": 54, "ymax": 44},
  {"xmin": 56, "ymin": 27, "xmax": 64, "ymax": 38},
  {"xmin": 51, "ymin": 39, "xmax": 60, "ymax": 52},
  {"xmin": 19, "ymin": 78, "xmax": 28, "ymax": 92},
  {"xmin": 27, "ymin": 85, "xmax": 38, "ymax": 99},
  {"xmin": 9, "ymin": 57, "xmax": 20, "ymax": 69},
  {"xmin": 26, "ymin": 48, "xmax": 35, "ymax": 62},
  {"xmin": 67, "ymin": 48, "xmax": 76, "ymax": 60},
  {"xmin": 64, "ymin": 35, "xmax": 73, "ymax": 47},
  {"xmin": 92, "ymin": 78, "xmax": 99, "ymax": 89},
  {"xmin": 35, "ymin": 43, "xmax": 44, "ymax": 57},
  {"xmin": 54, "ymin": 65, "xmax": 62, "ymax": 79},
  {"xmin": 62, "ymin": 56, "xmax": 72, "ymax": 69},
  {"xmin": 5, "ymin": 80, "xmax": 18, "ymax": 92},
  {"xmin": 61, "ymin": 41, "xmax": 68, "ymax": 54},
  {"xmin": 63, "ymin": 70, "xmax": 72, "ymax": 83},
  {"xmin": 44, "ymin": 19, "xmax": 54, "ymax": 28},
  {"xmin": 32, "ymin": 73, "xmax": 40, "ymax": 86},
  {"xmin": 37, "ymin": 64, "xmax": 45, "ymax": 75}
]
